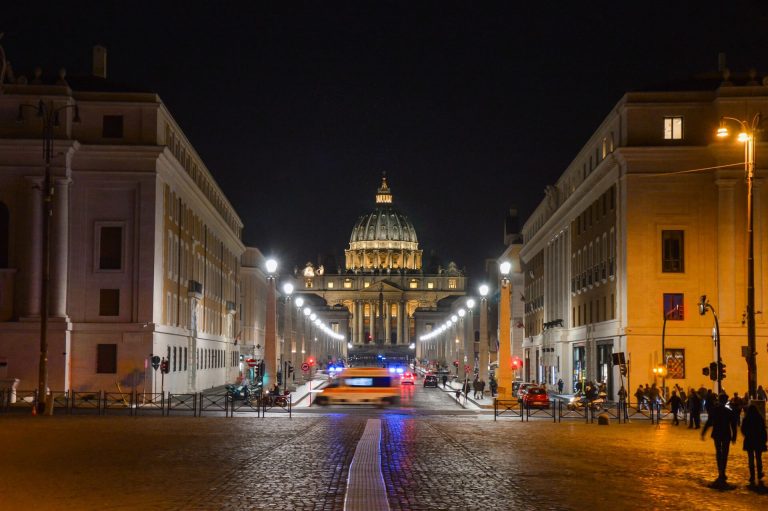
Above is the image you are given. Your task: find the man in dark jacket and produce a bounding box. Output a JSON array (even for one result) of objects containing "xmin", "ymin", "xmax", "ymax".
[
  {"xmin": 668, "ymin": 390, "xmax": 682, "ymax": 425},
  {"xmin": 701, "ymin": 393, "xmax": 738, "ymax": 484},
  {"xmin": 687, "ymin": 389, "xmax": 702, "ymax": 429}
]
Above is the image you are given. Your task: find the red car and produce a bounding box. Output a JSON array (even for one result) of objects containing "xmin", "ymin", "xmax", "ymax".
[
  {"xmin": 522, "ymin": 387, "xmax": 550, "ymax": 408},
  {"xmin": 400, "ymin": 372, "xmax": 415, "ymax": 385}
]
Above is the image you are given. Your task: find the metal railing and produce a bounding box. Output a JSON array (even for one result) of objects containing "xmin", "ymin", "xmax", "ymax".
[
  {"xmin": 493, "ymin": 398, "xmax": 524, "ymax": 421},
  {"xmin": 262, "ymin": 392, "xmax": 292, "ymax": 418}
]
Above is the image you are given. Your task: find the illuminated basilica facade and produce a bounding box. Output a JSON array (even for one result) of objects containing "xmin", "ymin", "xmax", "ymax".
[{"xmin": 296, "ymin": 176, "xmax": 465, "ymax": 350}]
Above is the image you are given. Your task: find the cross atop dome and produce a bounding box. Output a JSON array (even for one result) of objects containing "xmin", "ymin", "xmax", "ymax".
[{"xmin": 376, "ymin": 172, "xmax": 392, "ymax": 204}]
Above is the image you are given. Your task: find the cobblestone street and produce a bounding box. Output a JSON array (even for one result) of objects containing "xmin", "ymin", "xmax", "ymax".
[{"xmin": 1, "ymin": 413, "xmax": 766, "ymax": 510}]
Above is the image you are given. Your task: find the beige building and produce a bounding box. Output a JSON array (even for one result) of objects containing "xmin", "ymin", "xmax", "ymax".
[
  {"xmin": 519, "ymin": 71, "xmax": 768, "ymax": 398},
  {"xmin": 296, "ymin": 176, "xmax": 466, "ymax": 365},
  {"xmin": 0, "ymin": 47, "xmax": 244, "ymax": 393}
]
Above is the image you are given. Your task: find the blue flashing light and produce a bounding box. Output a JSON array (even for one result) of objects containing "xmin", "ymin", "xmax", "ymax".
[
  {"xmin": 396, "ymin": 367, "xmax": 404, "ymax": 374},
  {"xmin": 388, "ymin": 367, "xmax": 396, "ymax": 374}
]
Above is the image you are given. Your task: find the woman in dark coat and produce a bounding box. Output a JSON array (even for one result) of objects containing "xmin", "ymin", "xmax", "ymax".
[{"xmin": 741, "ymin": 404, "xmax": 767, "ymax": 485}]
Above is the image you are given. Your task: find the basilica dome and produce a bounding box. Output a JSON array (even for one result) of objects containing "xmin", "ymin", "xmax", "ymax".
[{"xmin": 345, "ymin": 176, "xmax": 423, "ymax": 271}]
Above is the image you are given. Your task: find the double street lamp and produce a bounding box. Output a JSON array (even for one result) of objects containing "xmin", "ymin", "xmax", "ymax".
[
  {"xmin": 717, "ymin": 115, "xmax": 760, "ymax": 398},
  {"xmin": 18, "ymin": 100, "xmax": 80, "ymax": 414},
  {"xmin": 497, "ymin": 261, "xmax": 513, "ymax": 398}
]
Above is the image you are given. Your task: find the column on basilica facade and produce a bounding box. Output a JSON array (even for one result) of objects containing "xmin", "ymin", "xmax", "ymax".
[
  {"xmin": 25, "ymin": 177, "xmax": 43, "ymax": 317},
  {"xmin": 357, "ymin": 301, "xmax": 364, "ymax": 343},
  {"xmin": 369, "ymin": 300, "xmax": 376, "ymax": 342},
  {"xmin": 716, "ymin": 178, "xmax": 737, "ymax": 320},
  {"xmin": 51, "ymin": 177, "xmax": 71, "ymax": 318},
  {"xmin": 396, "ymin": 301, "xmax": 403, "ymax": 345},
  {"xmin": 384, "ymin": 300, "xmax": 391, "ymax": 343},
  {"xmin": 351, "ymin": 301, "xmax": 357, "ymax": 345}
]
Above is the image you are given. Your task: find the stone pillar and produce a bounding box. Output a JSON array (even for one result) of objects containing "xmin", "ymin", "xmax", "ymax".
[
  {"xmin": 384, "ymin": 300, "xmax": 391, "ymax": 343},
  {"xmin": 357, "ymin": 301, "xmax": 364, "ymax": 344},
  {"xmin": 351, "ymin": 300, "xmax": 357, "ymax": 346},
  {"xmin": 396, "ymin": 301, "xmax": 404, "ymax": 345},
  {"xmin": 51, "ymin": 177, "xmax": 71, "ymax": 318},
  {"xmin": 369, "ymin": 301, "xmax": 375, "ymax": 343},
  {"xmin": 25, "ymin": 177, "xmax": 44, "ymax": 317}
]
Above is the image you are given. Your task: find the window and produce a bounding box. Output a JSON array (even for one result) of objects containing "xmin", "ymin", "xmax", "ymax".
[
  {"xmin": 98, "ymin": 225, "xmax": 123, "ymax": 270},
  {"xmin": 99, "ymin": 289, "xmax": 120, "ymax": 316},
  {"xmin": 663, "ymin": 116, "xmax": 683, "ymax": 140},
  {"xmin": 96, "ymin": 344, "xmax": 117, "ymax": 373},
  {"xmin": 184, "ymin": 347, "xmax": 188, "ymax": 371},
  {"xmin": 327, "ymin": 281, "xmax": 334, "ymax": 289},
  {"xmin": 305, "ymin": 279, "xmax": 313, "ymax": 288},
  {"xmin": 448, "ymin": 279, "xmax": 457, "ymax": 289},
  {"xmin": 364, "ymin": 281, "xmax": 370, "ymax": 288},
  {"xmin": 343, "ymin": 279, "xmax": 352, "ymax": 289},
  {"xmin": 663, "ymin": 293, "xmax": 685, "ymax": 320},
  {"xmin": 665, "ymin": 348, "xmax": 685, "ymax": 379},
  {"xmin": 0, "ymin": 202, "xmax": 8, "ymax": 268},
  {"xmin": 409, "ymin": 279, "xmax": 418, "ymax": 289},
  {"xmin": 102, "ymin": 115, "xmax": 124, "ymax": 138},
  {"xmin": 662, "ymin": 230, "xmax": 684, "ymax": 272},
  {"xmin": 427, "ymin": 282, "xmax": 434, "ymax": 289}
]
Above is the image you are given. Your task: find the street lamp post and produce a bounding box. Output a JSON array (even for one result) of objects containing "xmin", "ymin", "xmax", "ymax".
[
  {"xmin": 18, "ymin": 100, "xmax": 80, "ymax": 415},
  {"xmin": 264, "ymin": 258, "xmax": 278, "ymax": 388},
  {"xmin": 658, "ymin": 304, "xmax": 680, "ymax": 400},
  {"xmin": 698, "ymin": 295, "xmax": 722, "ymax": 394},
  {"xmin": 717, "ymin": 115, "xmax": 760, "ymax": 398},
  {"xmin": 478, "ymin": 284, "xmax": 490, "ymax": 383},
  {"xmin": 281, "ymin": 282, "xmax": 294, "ymax": 395},
  {"xmin": 498, "ymin": 261, "xmax": 513, "ymax": 398}
]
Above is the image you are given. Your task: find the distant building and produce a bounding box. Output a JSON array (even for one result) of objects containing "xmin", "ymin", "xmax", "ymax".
[
  {"xmin": 295, "ymin": 176, "xmax": 466, "ymax": 366},
  {"xmin": 519, "ymin": 71, "xmax": 768, "ymax": 397},
  {"xmin": 0, "ymin": 47, "xmax": 244, "ymax": 392}
]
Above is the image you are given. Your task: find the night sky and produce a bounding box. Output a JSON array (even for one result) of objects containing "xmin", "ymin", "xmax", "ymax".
[{"xmin": 5, "ymin": 2, "xmax": 768, "ymax": 278}]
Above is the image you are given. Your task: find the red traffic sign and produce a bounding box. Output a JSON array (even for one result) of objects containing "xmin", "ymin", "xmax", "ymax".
[
  {"xmin": 464, "ymin": 365, "xmax": 471, "ymax": 373},
  {"xmin": 301, "ymin": 363, "xmax": 310, "ymax": 372},
  {"xmin": 246, "ymin": 358, "xmax": 258, "ymax": 368}
]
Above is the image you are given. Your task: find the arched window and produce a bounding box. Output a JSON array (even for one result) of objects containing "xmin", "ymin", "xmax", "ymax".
[{"xmin": 0, "ymin": 202, "xmax": 8, "ymax": 268}]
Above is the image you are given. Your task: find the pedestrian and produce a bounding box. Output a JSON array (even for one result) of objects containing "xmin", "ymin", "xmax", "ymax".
[
  {"xmin": 489, "ymin": 377, "xmax": 498, "ymax": 397},
  {"xmin": 649, "ymin": 383, "xmax": 660, "ymax": 414},
  {"xmin": 557, "ymin": 378, "xmax": 564, "ymax": 394},
  {"xmin": 463, "ymin": 379, "xmax": 471, "ymax": 398},
  {"xmin": 618, "ymin": 385, "xmax": 629, "ymax": 421},
  {"xmin": 441, "ymin": 374, "xmax": 448, "ymax": 388},
  {"xmin": 635, "ymin": 385, "xmax": 646, "ymax": 411},
  {"xmin": 575, "ymin": 380, "xmax": 582, "ymax": 393},
  {"xmin": 730, "ymin": 392, "xmax": 744, "ymax": 426},
  {"xmin": 687, "ymin": 389, "xmax": 702, "ymax": 429},
  {"xmin": 479, "ymin": 379, "xmax": 486, "ymax": 400},
  {"xmin": 473, "ymin": 378, "xmax": 481, "ymax": 399},
  {"xmin": 668, "ymin": 390, "xmax": 682, "ymax": 425},
  {"xmin": 701, "ymin": 393, "xmax": 738, "ymax": 485},
  {"xmin": 741, "ymin": 404, "xmax": 767, "ymax": 486},
  {"xmin": 757, "ymin": 385, "xmax": 767, "ymax": 401}
]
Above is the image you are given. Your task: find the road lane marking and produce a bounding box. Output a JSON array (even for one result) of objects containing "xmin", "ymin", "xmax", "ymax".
[{"xmin": 343, "ymin": 418, "xmax": 389, "ymax": 511}]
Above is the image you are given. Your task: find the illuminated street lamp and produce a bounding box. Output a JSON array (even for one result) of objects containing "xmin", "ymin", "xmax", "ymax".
[
  {"xmin": 698, "ymin": 295, "xmax": 723, "ymax": 394},
  {"xmin": 281, "ymin": 282, "xmax": 294, "ymax": 394},
  {"xmin": 478, "ymin": 284, "xmax": 490, "ymax": 382},
  {"xmin": 498, "ymin": 261, "xmax": 512, "ymax": 398},
  {"xmin": 716, "ymin": 115, "xmax": 760, "ymax": 399},
  {"xmin": 264, "ymin": 258, "xmax": 278, "ymax": 386}
]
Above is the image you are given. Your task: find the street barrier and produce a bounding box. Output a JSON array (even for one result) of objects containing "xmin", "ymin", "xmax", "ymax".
[
  {"xmin": 199, "ymin": 392, "xmax": 228, "ymax": 416},
  {"xmin": 625, "ymin": 401, "xmax": 654, "ymax": 422},
  {"xmin": 558, "ymin": 399, "xmax": 588, "ymax": 423},
  {"xmin": 71, "ymin": 391, "xmax": 102, "ymax": 415},
  {"xmin": 2, "ymin": 389, "xmax": 37, "ymax": 412},
  {"xmin": 494, "ymin": 398, "xmax": 524, "ymax": 421},
  {"xmin": 228, "ymin": 392, "xmax": 262, "ymax": 417},
  {"xmin": 103, "ymin": 391, "xmax": 134, "ymax": 415},
  {"xmin": 135, "ymin": 392, "xmax": 165, "ymax": 416},
  {"xmin": 525, "ymin": 400, "xmax": 556, "ymax": 422},
  {"xmin": 167, "ymin": 393, "xmax": 197, "ymax": 416},
  {"xmin": 50, "ymin": 390, "xmax": 70, "ymax": 413},
  {"xmin": 262, "ymin": 392, "xmax": 292, "ymax": 418}
]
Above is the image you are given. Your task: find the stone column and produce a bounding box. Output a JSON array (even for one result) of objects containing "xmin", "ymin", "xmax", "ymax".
[
  {"xmin": 51, "ymin": 177, "xmax": 71, "ymax": 318},
  {"xmin": 25, "ymin": 177, "xmax": 44, "ymax": 317},
  {"xmin": 351, "ymin": 300, "xmax": 358, "ymax": 346},
  {"xmin": 384, "ymin": 300, "xmax": 391, "ymax": 343},
  {"xmin": 369, "ymin": 301, "xmax": 376, "ymax": 342},
  {"xmin": 396, "ymin": 301, "xmax": 404, "ymax": 345},
  {"xmin": 357, "ymin": 301, "xmax": 364, "ymax": 344}
]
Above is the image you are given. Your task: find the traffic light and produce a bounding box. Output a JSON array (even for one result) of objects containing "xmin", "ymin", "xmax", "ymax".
[
  {"xmin": 288, "ymin": 363, "xmax": 294, "ymax": 375},
  {"xmin": 307, "ymin": 356, "xmax": 316, "ymax": 367},
  {"xmin": 511, "ymin": 357, "xmax": 521, "ymax": 370},
  {"xmin": 709, "ymin": 362, "xmax": 717, "ymax": 381},
  {"xmin": 160, "ymin": 358, "xmax": 170, "ymax": 374},
  {"xmin": 718, "ymin": 361, "xmax": 726, "ymax": 380},
  {"xmin": 453, "ymin": 360, "xmax": 459, "ymax": 368}
]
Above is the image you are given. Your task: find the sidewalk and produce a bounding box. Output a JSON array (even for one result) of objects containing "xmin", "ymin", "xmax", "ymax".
[
  {"xmin": 289, "ymin": 376, "xmax": 330, "ymax": 407},
  {"xmin": 443, "ymin": 379, "xmax": 487, "ymax": 410}
]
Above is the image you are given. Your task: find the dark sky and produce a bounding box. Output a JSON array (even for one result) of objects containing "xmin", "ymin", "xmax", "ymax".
[{"xmin": 5, "ymin": 2, "xmax": 768, "ymax": 278}]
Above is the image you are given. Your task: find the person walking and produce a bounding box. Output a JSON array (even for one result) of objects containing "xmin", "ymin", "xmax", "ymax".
[
  {"xmin": 757, "ymin": 385, "xmax": 767, "ymax": 401},
  {"xmin": 557, "ymin": 378, "xmax": 564, "ymax": 394},
  {"xmin": 741, "ymin": 404, "xmax": 767, "ymax": 486},
  {"xmin": 668, "ymin": 390, "xmax": 682, "ymax": 425},
  {"xmin": 441, "ymin": 374, "xmax": 448, "ymax": 389},
  {"xmin": 618, "ymin": 385, "xmax": 629, "ymax": 421},
  {"xmin": 730, "ymin": 392, "xmax": 744, "ymax": 426},
  {"xmin": 479, "ymin": 379, "xmax": 486, "ymax": 400},
  {"xmin": 635, "ymin": 385, "xmax": 646, "ymax": 411},
  {"xmin": 473, "ymin": 378, "xmax": 481, "ymax": 399},
  {"xmin": 687, "ymin": 389, "xmax": 702, "ymax": 429},
  {"xmin": 489, "ymin": 377, "xmax": 498, "ymax": 397},
  {"xmin": 701, "ymin": 393, "xmax": 738, "ymax": 485}
]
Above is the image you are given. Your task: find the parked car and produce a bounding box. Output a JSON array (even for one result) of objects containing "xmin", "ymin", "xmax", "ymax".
[
  {"xmin": 401, "ymin": 372, "xmax": 415, "ymax": 385},
  {"xmin": 522, "ymin": 387, "xmax": 550, "ymax": 408},
  {"xmin": 423, "ymin": 374, "xmax": 439, "ymax": 388},
  {"xmin": 515, "ymin": 382, "xmax": 537, "ymax": 400}
]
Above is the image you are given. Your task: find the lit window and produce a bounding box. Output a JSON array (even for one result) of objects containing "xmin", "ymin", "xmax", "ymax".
[
  {"xmin": 409, "ymin": 280, "xmax": 418, "ymax": 289},
  {"xmin": 364, "ymin": 281, "xmax": 370, "ymax": 288},
  {"xmin": 663, "ymin": 117, "xmax": 683, "ymax": 140},
  {"xmin": 448, "ymin": 279, "xmax": 457, "ymax": 289},
  {"xmin": 305, "ymin": 279, "xmax": 313, "ymax": 288},
  {"xmin": 327, "ymin": 282, "xmax": 334, "ymax": 289},
  {"xmin": 427, "ymin": 282, "xmax": 434, "ymax": 289},
  {"xmin": 343, "ymin": 279, "xmax": 352, "ymax": 289}
]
